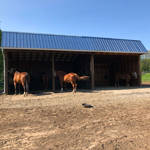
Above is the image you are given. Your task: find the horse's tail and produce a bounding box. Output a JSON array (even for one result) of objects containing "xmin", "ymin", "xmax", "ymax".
[
  {"xmin": 25, "ymin": 73, "xmax": 29, "ymax": 94},
  {"xmin": 74, "ymin": 74, "xmax": 89, "ymax": 81}
]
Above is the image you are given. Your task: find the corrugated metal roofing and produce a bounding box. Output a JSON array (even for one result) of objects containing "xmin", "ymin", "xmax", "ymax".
[{"xmin": 1, "ymin": 31, "xmax": 148, "ymax": 53}]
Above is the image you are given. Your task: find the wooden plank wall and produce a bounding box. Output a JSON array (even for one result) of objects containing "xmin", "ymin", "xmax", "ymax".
[
  {"xmin": 94, "ymin": 55, "xmax": 140, "ymax": 87},
  {"xmin": 110, "ymin": 55, "xmax": 140, "ymax": 86},
  {"xmin": 94, "ymin": 65, "xmax": 110, "ymax": 86}
]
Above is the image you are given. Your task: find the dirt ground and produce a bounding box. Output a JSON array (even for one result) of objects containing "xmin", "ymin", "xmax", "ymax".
[{"xmin": 1, "ymin": 84, "xmax": 150, "ymax": 150}]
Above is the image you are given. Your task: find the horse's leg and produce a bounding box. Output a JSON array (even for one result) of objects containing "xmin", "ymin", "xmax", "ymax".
[
  {"xmin": 22, "ymin": 82, "xmax": 26, "ymax": 97},
  {"xmin": 71, "ymin": 82, "xmax": 75, "ymax": 93},
  {"xmin": 18, "ymin": 83, "xmax": 20, "ymax": 95},
  {"xmin": 60, "ymin": 81, "xmax": 63, "ymax": 92},
  {"xmin": 64, "ymin": 82, "xmax": 67, "ymax": 91},
  {"xmin": 74, "ymin": 83, "xmax": 77, "ymax": 93},
  {"xmin": 14, "ymin": 82, "xmax": 17, "ymax": 95}
]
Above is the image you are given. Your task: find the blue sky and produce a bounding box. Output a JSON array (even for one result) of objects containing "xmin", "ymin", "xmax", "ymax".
[{"xmin": 0, "ymin": 0, "xmax": 150, "ymax": 50}]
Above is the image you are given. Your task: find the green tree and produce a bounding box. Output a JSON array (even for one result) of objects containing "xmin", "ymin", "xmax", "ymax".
[
  {"xmin": 141, "ymin": 51, "xmax": 150, "ymax": 59},
  {"xmin": 0, "ymin": 29, "xmax": 4, "ymax": 81},
  {"xmin": 141, "ymin": 57, "xmax": 150, "ymax": 72}
]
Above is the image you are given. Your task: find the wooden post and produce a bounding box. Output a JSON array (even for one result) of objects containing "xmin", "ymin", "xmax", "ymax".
[
  {"xmin": 52, "ymin": 53, "xmax": 55, "ymax": 91},
  {"xmin": 5, "ymin": 50, "xmax": 8, "ymax": 94},
  {"xmin": 90, "ymin": 53, "xmax": 94, "ymax": 89},
  {"xmin": 138, "ymin": 55, "xmax": 142, "ymax": 87}
]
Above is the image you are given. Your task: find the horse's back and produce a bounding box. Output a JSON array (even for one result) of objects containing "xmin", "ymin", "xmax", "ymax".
[
  {"xmin": 13, "ymin": 72, "xmax": 21, "ymax": 82},
  {"xmin": 115, "ymin": 72, "xmax": 130, "ymax": 80},
  {"xmin": 21, "ymin": 72, "xmax": 30, "ymax": 82},
  {"xmin": 14, "ymin": 72, "xmax": 30, "ymax": 83},
  {"xmin": 64, "ymin": 73, "xmax": 76, "ymax": 83}
]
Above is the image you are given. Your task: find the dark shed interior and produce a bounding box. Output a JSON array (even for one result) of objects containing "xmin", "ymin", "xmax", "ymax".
[
  {"xmin": 7, "ymin": 50, "xmax": 140, "ymax": 94},
  {"xmin": 7, "ymin": 50, "xmax": 91, "ymax": 93},
  {"xmin": 94, "ymin": 54, "xmax": 140, "ymax": 86}
]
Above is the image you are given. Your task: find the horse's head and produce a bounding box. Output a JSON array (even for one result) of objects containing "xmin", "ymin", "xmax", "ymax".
[
  {"xmin": 132, "ymin": 72, "xmax": 137, "ymax": 78},
  {"xmin": 9, "ymin": 68, "xmax": 16, "ymax": 75}
]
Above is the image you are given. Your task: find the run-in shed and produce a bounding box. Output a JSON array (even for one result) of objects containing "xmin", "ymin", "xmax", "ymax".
[{"xmin": 1, "ymin": 31, "xmax": 148, "ymax": 94}]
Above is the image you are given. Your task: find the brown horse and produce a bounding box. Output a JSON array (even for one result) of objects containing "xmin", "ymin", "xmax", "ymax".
[
  {"xmin": 115, "ymin": 72, "xmax": 137, "ymax": 87},
  {"xmin": 42, "ymin": 71, "xmax": 49, "ymax": 90},
  {"xmin": 54, "ymin": 70, "xmax": 89, "ymax": 93},
  {"xmin": 9, "ymin": 68, "xmax": 30, "ymax": 96}
]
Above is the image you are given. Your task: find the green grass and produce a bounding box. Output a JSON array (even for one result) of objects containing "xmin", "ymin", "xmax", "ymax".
[
  {"xmin": 142, "ymin": 73, "xmax": 150, "ymax": 82},
  {"xmin": 0, "ymin": 83, "xmax": 4, "ymax": 90}
]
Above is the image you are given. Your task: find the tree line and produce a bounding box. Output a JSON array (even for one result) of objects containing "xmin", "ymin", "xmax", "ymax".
[
  {"xmin": 0, "ymin": 29, "xmax": 3, "ymax": 82},
  {"xmin": 141, "ymin": 51, "xmax": 150, "ymax": 72}
]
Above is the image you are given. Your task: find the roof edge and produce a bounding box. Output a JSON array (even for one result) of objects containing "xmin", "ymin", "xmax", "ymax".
[{"xmin": 1, "ymin": 47, "xmax": 148, "ymax": 54}]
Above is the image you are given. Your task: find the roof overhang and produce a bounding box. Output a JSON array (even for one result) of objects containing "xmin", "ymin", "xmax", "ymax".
[{"xmin": 1, "ymin": 47, "xmax": 148, "ymax": 55}]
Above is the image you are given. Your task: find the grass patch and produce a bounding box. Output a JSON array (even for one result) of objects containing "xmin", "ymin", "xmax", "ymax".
[
  {"xmin": 0, "ymin": 83, "xmax": 4, "ymax": 90},
  {"xmin": 142, "ymin": 73, "xmax": 150, "ymax": 82}
]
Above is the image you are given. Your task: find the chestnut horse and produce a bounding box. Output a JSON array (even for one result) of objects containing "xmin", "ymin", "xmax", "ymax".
[
  {"xmin": 9, "ymin": 68, "xmax": 30, "ymax": 96},
  {"xmin": 115, "ymin": 72, "xmax": 137, "ymax": 87},
  {"xmin": 54, "ymin": 70, "xmax": 89, "ymax": 93},
  {"xmin": 42, "ymin": 71, "xmax": 49, "ymax": 90}
]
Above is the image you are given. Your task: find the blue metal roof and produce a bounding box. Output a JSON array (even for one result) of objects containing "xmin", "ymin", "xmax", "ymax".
[{"xmin": 1, "ymin": 31, "xmax": 148, "ymax": 53}]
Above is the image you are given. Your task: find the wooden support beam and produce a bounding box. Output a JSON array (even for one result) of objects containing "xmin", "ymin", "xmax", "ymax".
[
  {"xmin": 138, "ymin": 55, "xmax": 142, "ymax": 87},
  {"xmin": 90, "ymin": 53, "xmax": 94, "ymax": 90},
  {"xmin": 17, "ymin": 52, "xmax": 19, "ymax": 69},
  {"xmin": 52, "ymin": 53, "xmax": 55, "ymax": 91},
  {"xmin": 72, "ymin": 54, "xmax": 78, "ymax": 61},
  {"xmin": 94, "ymin": 55, "xmax": 102, "ymax": 62},
  {"xmin": 64, "ymin": 54, "xmax": 70, "ymax": 61},
  {"xmin": 70, "ymin": 54, "xmax": 75, "ymax": 61},
  {"xmin": 59, "ymin": 54, "xmax": 64, "ymax": 61},
  {"xmin": 5, "ymin": 50, "xmax": 8, "ymax": 94},
  {"xmin": 95, "ymin": 52, "xmax": 140, "ymax": 56}
]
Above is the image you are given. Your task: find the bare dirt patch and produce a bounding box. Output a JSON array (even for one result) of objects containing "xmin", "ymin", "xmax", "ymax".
[{"xmin": 0, "ymin": 86, "xmax": 150, "ymax": 150}]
